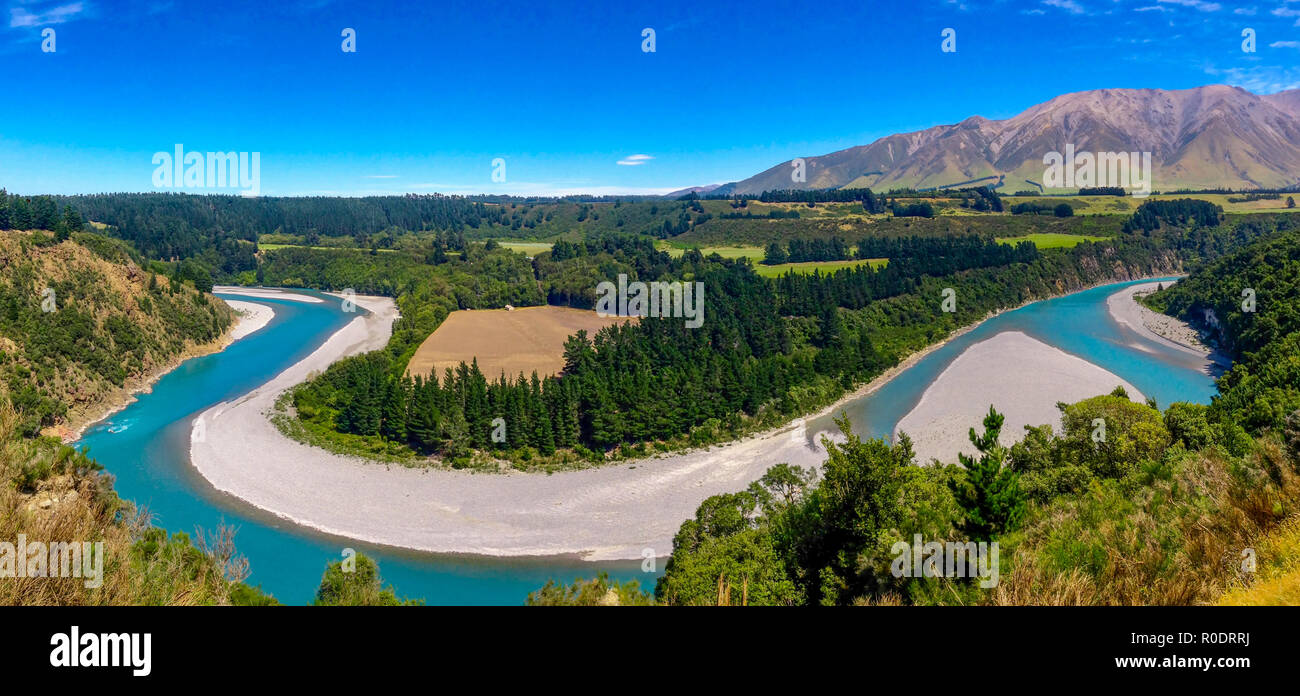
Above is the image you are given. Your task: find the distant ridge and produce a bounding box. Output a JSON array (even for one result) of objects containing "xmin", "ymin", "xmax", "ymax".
[
  {"xmin": 710, "ymin": 85, "xmax": 1300, "ymax": 195},
  {"xmin": 664, "ymin": 184, "xmax": 722, "ymax": 198}
]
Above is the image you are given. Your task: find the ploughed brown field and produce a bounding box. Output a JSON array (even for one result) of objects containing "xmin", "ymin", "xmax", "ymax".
[{"xmin": 406, "ymin": 305, "xmax": 636, "ymax": 380}]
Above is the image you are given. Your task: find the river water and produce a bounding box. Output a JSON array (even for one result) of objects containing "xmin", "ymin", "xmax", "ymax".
[
  {"xmin": 76, "ymin": 278, "xmax": 1214, "ymax": 605},
  {"xmin": 806, "ymin": 278, "xmax": 1216, "ymax": 440}
]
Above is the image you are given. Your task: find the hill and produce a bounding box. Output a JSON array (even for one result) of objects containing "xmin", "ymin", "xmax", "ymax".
[
  {"xmin": 716, "ymin": 85, "xmax": 1300, "ymax": 195},
  {"xmin": 0, "ymin": 230, "xmax": 236, "ymax": 438}
]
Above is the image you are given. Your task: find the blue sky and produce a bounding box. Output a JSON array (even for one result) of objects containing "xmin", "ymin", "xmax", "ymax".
[{"xmin": 3, "ymin": 0, "xmax": 1300, "ymax": 196}]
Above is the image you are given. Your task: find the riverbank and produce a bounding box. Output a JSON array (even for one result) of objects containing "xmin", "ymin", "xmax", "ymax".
[
  {"xmin": 894, "ymin": 331, "xmax": 1143, "ymax": 464},
  {"xmin": 225, "ymin": 299, "xmax": 275, "ymax": 341},
  {"xmin": 187, "ymin": 276, "xmax": 1185, "ymax": 561},
  {"xmin": 213, "ymin": 286, "xmax": 323, "ymax": 303},
  {"xmin": 52, "ymin": 294, "xmax": 272, "ymax": 443},
  {"xmin": 185, "ymin": 281, "xmax": 1027, "ymax": 561},
  {"xmin": 1106, "ymin": 281, "xmax": 1231, "ymax": 374}
]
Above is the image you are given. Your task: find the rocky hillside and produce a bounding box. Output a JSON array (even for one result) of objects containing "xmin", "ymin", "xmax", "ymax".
[
  {"xmin": 0, "ymin": 230, "xmax": 235, "ymax": 438},
  {"xmin": 716, "ymin": 85, "xmax": 1300, "ymax": 195}
]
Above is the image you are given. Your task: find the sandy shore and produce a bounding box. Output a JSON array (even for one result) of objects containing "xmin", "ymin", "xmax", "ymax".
[
  {"xmin": 190, "ymin": 292, "xmax": 834, "ymax": 560},
  {"xmin": 188, "ymin": 278, "xmax": 1185, "ymax": 560},
  {"xmin": 186, "ymin": 284, "xmax": 1027, "ymax": 561},
  {"xmin": 223, "ymin": 300, "xmax": 274, "ymax": 341},
  {"xmin": 1106, "ymin": 281, "xmax": 1230, "ymax": 371},
  {"xmin": 213, "ymin": 286, "xmax": 324, "ymax": 304},
  {"xmin": 895, "ymin": 331, "xmax": 1143, "ymax": 465}
]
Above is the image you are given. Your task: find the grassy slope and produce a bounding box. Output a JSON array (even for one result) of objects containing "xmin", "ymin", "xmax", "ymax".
[
  {"xmin": 0, "ymin": 230, "xmax": 236, "ymax": 438},
  {"xmin": 1218, "ymin": 515, "xmax": 1300, "ymax": 605},
  {"xmin": 994, "ymin": 232, "xmax": 1111, "ymax": 249},
  {"xmin": 754, "ymin": 258, "xmax": 889, "ymax": 277}
]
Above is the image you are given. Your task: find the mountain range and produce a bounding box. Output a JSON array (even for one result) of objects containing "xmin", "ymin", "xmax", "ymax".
[{"xmin": 706, "ymin": 85, "xmax": 1300, "ymax": 196}]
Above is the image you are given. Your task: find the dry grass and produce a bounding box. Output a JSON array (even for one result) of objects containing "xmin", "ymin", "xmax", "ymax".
[
  {"xmin": 1217, "ymin": 515, "xmax": 1300, "ymax": 605},
  {"xmin": 0, "ymin": 401, "xmax": 249, "ymax": 605},
  {"xmin": 406, "ymin": 305, "xmax": 634, "ymax": 381},
  {"xmin": 994, "ymin": 438, "xmax": 1300, "ymax": 605}
]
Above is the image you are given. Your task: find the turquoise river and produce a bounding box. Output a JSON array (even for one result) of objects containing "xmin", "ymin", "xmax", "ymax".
[{"xmin": 75, "ymin": 277, "xmax": 1216, "ymax": 605}]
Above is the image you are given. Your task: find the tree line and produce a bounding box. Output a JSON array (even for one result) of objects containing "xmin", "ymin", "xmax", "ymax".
[
  {"xmin": 290, "ymin": 229, "xmax": 1187, "ymax": 462},
  {"xmin": 1, "ymin": 190, "xmax": 85, "ymax": 241},
  {"xmin": 1122, "ymin": 199, "xmax": 1222, "ymax": 234}
]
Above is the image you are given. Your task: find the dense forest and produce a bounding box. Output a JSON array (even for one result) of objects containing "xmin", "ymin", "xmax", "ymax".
[
  {"xmin": 43, "ymin": 188, "xmax": 1041, "ymax": 285},
  {"xmin": 535, "ymin": 222, "xmax": 1300, "ymax": 606},
  {"xmin": 49, "ymin": 193, "xmax": 740, "ymax": 273},
  {"xmin": 1122, "ymin": 198, "xmax": 1222, "ymax": 234},
  {"xmin": 286, "ymin": 216, "xmax": 1223, "ymax": 468},
  {"xmin": 750, "ymin": 188, "xmax": 888, "ymax": 212},
  {"xmin": 1150, "ymin": 229, "xmax": 1300, "ymax": 433},
  {"xmin": 1, "ymin": 190, "xmax": 85, "ymax": 240}
]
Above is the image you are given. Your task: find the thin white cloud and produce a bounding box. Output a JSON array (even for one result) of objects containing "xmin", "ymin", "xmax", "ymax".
[
  {"xmin": 408, "ymin": 181, "xmax": 679, "ymax": 196},
  {"xmin": 616, "ymin": 154, "xmax": 654, "ymax": 166},
  {"xmin": 9, "ymin": 2, "xmax": 86, "ymax": 28},
  {"xmin": 1205, "ymin": 63, "xmax": 1300, "ymax": 93},
  {"xmin": 1043, "ymin": 0, "xmax": 1084, "ymax": 15},
  {"xmin": 1156, "ymin": 0, "xmax": 1222, "ymax": 12},
  {"xmin": 364, "ymin": 174, "xmax": 398, "ymax": 179}
]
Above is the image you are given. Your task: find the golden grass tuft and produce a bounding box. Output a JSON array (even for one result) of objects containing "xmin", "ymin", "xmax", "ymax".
[
  {"xmin": 1217, "ymin": 515, "xmax": 1300, "ymax": 605},
  {"xmin": 1, "ymin": 400, "xmax": 250, "ymax": 605},
  {"xmin": 995, "ymin": 436, "xmax": 1300, "ymax": 605}
]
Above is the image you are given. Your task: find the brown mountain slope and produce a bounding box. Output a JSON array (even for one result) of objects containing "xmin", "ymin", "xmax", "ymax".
[
  {"xmin": 717, "ymin": 85, "xmax": 1300, "ymax": 195},
  {"xmin": 1263, "ymin": 89, "xmax": 1300, "ymax": 117}
]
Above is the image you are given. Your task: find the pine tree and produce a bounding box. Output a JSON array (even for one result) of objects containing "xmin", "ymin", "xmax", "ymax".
[
  {"xmin": 763, "ymin": 242, "xmax": 788, "ymax": 265},
  {"xmin": 61, "ymin": 206, "xmax": 84, "ymax": 237},
  {"xmin": 533, "ymin": 401, "xmax": 556, "ymax": 455},
  {"xmin": 406, "ymin": 380, "xmax": 440, "ymax": 454},
  {"xmin": 816, "ymin": 304, "xmax": 841, "ymax": 349},
  {"xmin": 950, "ymin": 406, "xmax": 1026, "ymax": 541},
  {"xmin": 380, "ymin": 379, "xmax": 407, "ymax": 442}
]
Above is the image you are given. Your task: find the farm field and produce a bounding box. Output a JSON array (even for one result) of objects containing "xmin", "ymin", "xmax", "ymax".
[
  {"xmin": 656, "ymin": 242, "xmax": 765, "ymax": 260},
  {"xmin": 754, "ymin": 258, "xmax": 888, "ymax": 278},
  {"xmin": 995, "ymin": 232, "xmax": 1111, "ymax": 249},
  {"xmin": 259, "ymin": 242, "xmax": 400, "ymax": 253},
  {"xmin": 1002, "ymin": 193, "xmax": 1298, "ymax": 216},
  {"xmin": 497, "ymin": 241, "xmax": 554, "ymax": 256},
  {"xmin": 406, "ymin": 305, "xmax": 635, "ymax": 381}
]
